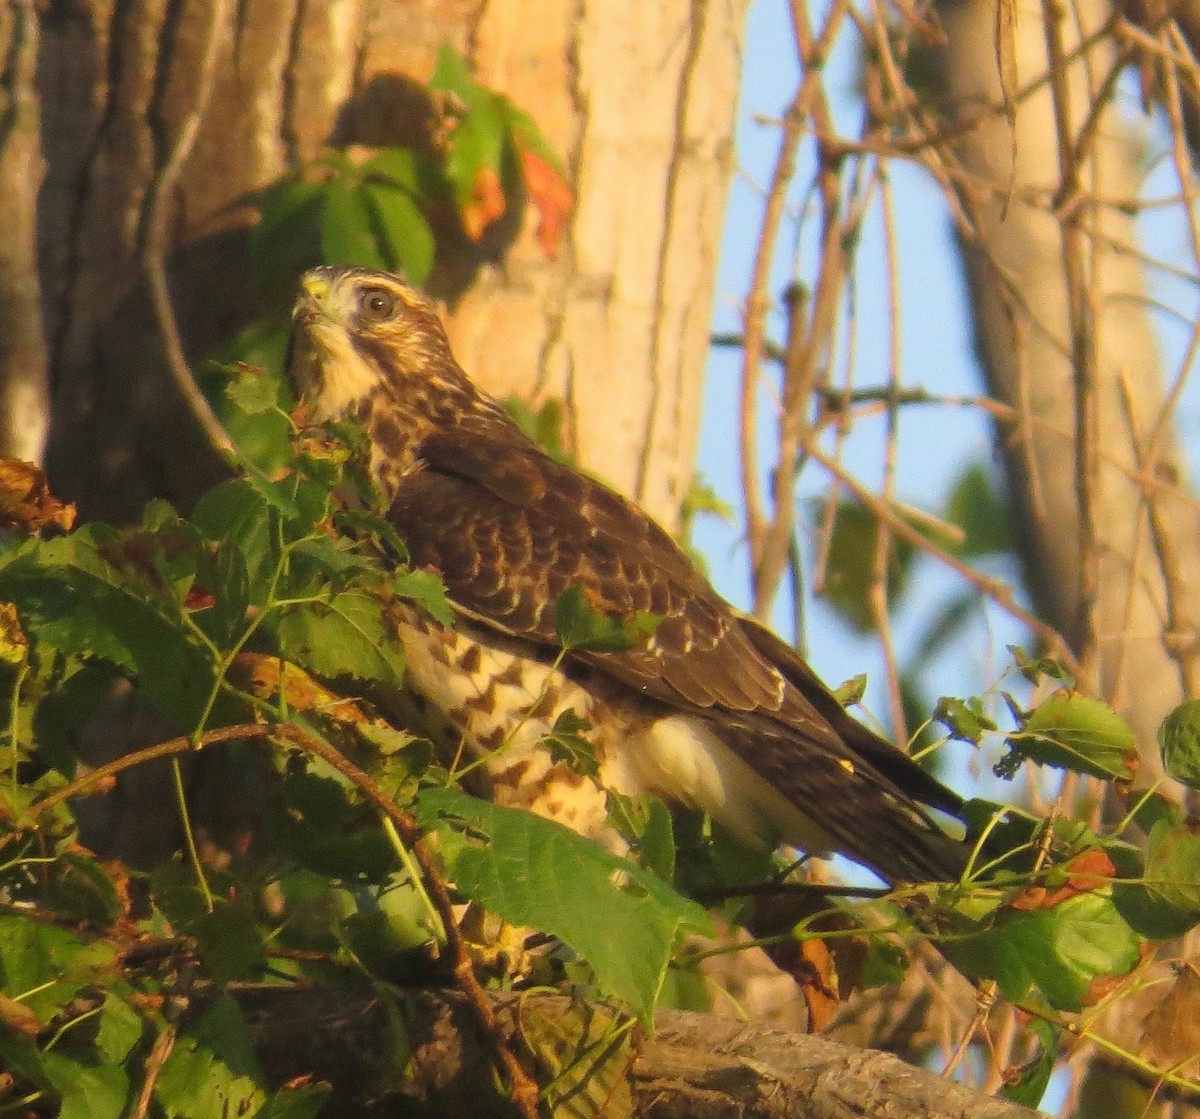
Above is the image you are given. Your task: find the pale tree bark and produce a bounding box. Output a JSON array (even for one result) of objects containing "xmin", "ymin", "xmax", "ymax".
[
  {"xmin": 36, "ymin": 0, "xmax": 745, "ymax": 530},
  {"xmin": 931, "ymin": 0, "xmax": 1200, "ymax": 760},
  {"xmin": 0, "ymin": 0, "xmax": 48, "ymax": 462}
]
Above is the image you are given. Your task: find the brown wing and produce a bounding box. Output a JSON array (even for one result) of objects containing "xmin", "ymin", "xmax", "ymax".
[
  {"xmin": 392, "ymin": 426, "xmax": 802, "ymax": 716},
  {"xmin": 388, "ymin": 425, "xmax": 966, "ymax": 878}
]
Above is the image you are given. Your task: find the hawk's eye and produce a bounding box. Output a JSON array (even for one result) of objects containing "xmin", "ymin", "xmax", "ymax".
[{"xmin": 358, "ymin": 287, "xmax": 397, "ymax": 322}]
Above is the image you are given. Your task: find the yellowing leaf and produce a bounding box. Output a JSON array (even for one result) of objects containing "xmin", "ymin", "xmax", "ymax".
[
  {"xmin": 462, "ymin": 165, "xmax": 506, "ymax": 241},
  {"xmin": 0, "ymin": 458, "xmax": 76, "ymax": 533}
]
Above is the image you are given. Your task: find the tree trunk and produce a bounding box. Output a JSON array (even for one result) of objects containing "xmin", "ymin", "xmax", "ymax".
[
  {"xmin": 927, "ymin": 2, "xmax": 1200, "ymax": 1112},
  {"xmin": 36, "ymin": 0, "xmax": 745, "ymax": 530},
  {"xmin": 930, "ymin": 0, "xmax": 1200, "ymax": 762},
  {"xmin": 0, "ymin": 0, "xmax": 49, "ymax": 462}
]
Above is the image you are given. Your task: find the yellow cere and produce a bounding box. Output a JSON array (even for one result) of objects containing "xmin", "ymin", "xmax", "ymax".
[{"xmin": 301, "ymin": 273, "xmax": 330, "ymax": 302}]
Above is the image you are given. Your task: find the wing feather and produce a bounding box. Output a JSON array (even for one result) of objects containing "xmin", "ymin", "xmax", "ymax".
[{"xmin": 390, "ymin": 426, "xmax": 966, "ymax": 880}]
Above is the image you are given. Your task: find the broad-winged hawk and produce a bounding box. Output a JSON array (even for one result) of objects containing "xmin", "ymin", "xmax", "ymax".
[{"xmin": 286, "ymin": 266, "xmax": 968, "ymax": 885}]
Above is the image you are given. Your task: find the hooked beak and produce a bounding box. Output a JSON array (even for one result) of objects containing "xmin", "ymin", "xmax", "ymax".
[{"xmin": 292, "ymin": 273, "xmax": 331, "ymax": 327}]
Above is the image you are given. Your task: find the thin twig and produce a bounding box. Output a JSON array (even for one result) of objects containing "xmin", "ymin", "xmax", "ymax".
[
  {"xmin": 139, "ymin": 0, "xmax": 235, "ymax": 460},
  {"xmin": 871, "ymin": 167, "xmax": 906, "ymax": 743},
  {"xmin": 30, "ymin": 723, "xmax": 269, "ymax": 818},
  {"xmin": 28, "ymin": 719, "xmax": 542, "ymax": 1118},
  {"xmin": 1041, "ymin": 0, "xmax": 1100, "ymax": 686},
  {"xmin": 740, "ymin": 0, "xmax": 852, "ymax": 618},
  {"xmin": 805, "ymin": 442, "xmax": 1081, "ymax": 677}
]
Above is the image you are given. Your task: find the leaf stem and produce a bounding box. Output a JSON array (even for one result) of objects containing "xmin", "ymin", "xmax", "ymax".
[{"xmin": 381, "ymin": 815, "xmax": 445, "ymax": 942}]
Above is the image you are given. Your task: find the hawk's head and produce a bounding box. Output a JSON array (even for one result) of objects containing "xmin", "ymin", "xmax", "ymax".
[
  {"xmin": 287, "ymin": 266, "xmax": 463, "ymax": 424},
  {"xmin": 287, "ymin": 266, "xmax": 511, "ymax": 490}
]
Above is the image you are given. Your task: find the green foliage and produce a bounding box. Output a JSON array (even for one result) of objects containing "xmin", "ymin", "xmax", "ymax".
[
  {"xmin": 996, "ymin": 692, "xmax": 1138, "ymax": 782},
  {"xmin": 554, "ymin": 585, "xmax": 661, "ymax": 653},
  {"xmin": 1113, "ymin": 809, "xmax": 1200, "ymax": 939},
  {"xmin": 1157, "ymin": 697, "xmax": 1200, "ymax": 788},
  {"xmin": 0, "ymin": 390, "xmax": 709, "ymax": 1114},
  {"xmin": 0, "ymin": 381, "xmax": 1194, "ymax": 1109},
  {"xmin": 944, "ymin": 890, "xmax": 1142, "ymax": 1012},
  {"xmin": 241, "ymin": 43, "xmax": 561, "ymax": 299},
  {"xmin": 416, "ymin": 787, "xmax": 711, "ymax": 1026},
  {"xmin": 817, "ymin": 498, "xmax": 916, "ymax": 633},
  {"xmin": 209, "ymin": 43, "xmax": 569, "ymax": 480}
]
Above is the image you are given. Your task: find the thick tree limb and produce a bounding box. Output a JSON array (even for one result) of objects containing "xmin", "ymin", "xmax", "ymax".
[{"xmin": 232, "ymin": 986, "xmax": 1038, "ymax": 1119}]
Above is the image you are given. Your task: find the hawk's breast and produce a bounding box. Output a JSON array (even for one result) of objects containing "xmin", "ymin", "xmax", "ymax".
[
  {"xmin": 391, "ymin": 605, "xmax": 839, "ymax": 856},
  {"xmin": 392, "ymin": 605, "xmax": 636, "ymax": 842}
]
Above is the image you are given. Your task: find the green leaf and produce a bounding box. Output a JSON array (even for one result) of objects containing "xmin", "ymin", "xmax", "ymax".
[
  {"xmin": 934, "ymin": 695, "xmax": 997, "ymax": 745},
  {"xmin": 275, "ymin": 590, "xmax": 406, "ymax": 685},
  {"xmin": 361, "ymin": 147, "xmax": 426, "ymax": 192},
  {"xmin": 1158, "ymin": 699, "xmax": 1200, "ymax": 789},
  {"xmin": 33, "ymin": 661, "xmax": 118, "ymax": 776},
  {"xmin": 518, "ymin": 1000, "xmax": 634, "ymax": 1119},
  {"xmin": 1000, "ymin": 1019, "xmax": 1058, "ymax": 1107},
  {"xmin": 430, "ymin": 43, "xmax": 476, "ymax": 99},
  {"xmin": 155, "ymin": 996, "xmax": 266, "ymax": 1119},
  {"xmin": 266, "ymin": 769, "xmax": 397, "ymax": 883},
  {"xmin": 9, "ymin": 529, "xmax": 227, "ymax": 726},
  {"xmin": 363, "ymin": 181, "xmax": 436, "ymax": 286},
  {"xmin": 338, "ymin": 887, "xmax": 437, "ymax": 984},
  {"xmin": 544, "ymin": 708, "xmax": 599, "ymax": 779},
  {"xmin": 251, "ymin": 177, "xmax": 324, "ymax": 297},
  {"xmin": 151, "ymin": 859, "xmax": 221, "ymax": 932},
  {"xmin": 1113, "ymin": 818, "xmax": 1200, "ymax": 939},
  {"xmin": 1005, "ymin": 693, "xmax": 1138, "ymax": 781},
  {"xmin": 502, "ymin": 102, "xmax": 565, "ymax": 174},
  {"xmin": 44, "ymin": 850, "xmax": 124, "ymax": 924},
  {"xmin": 818, "ymin": 499, "xmax": 915, "ymax": 633},
  {"xmin": 606, "ymin": 793, "xmax": 675, "ymax": 882},
  {"xmin": 944, "ymin": 462, "xmax": 1010, "ymax": 557},
  {"xmin": 503, "ymin": 396, "xmax": 571, "ymax": 464},
  {"xmin": 42, "ymin": 1053, "xmax": 130, "ymax": 1119},
  {"xmin": 554, "ymin": 586, "xmax": 659, "ymax": 653},
  {"xmin": 226, "ymin": 367, "xmax": 285, "ymax": 416},
  {"xmin": 393, "ymin": 567, "xmax": 454, "ymax": 627},
  {"xmin": 829, "ymin": 673, "xmax": 867, "ymax": 706},
  {"xmin": 1009, "ymin": 644, "xmax": 1075, "ymax": 688},
  {"xmin": 191, "ymin": 479, "xmax": 277, "ymax": 605},
  {"xmin": 191, "ymin": 903, "xmax": 268, "ymax": 985},
  {"xmin": 96, "ymin": 993, "xmax": 145, "ymax": 1064},
  {"xmin": 254, "ymin": 1081, "xmax": 332, "ymax": 1119},
  {"xmin": 860, "ymin": 937, "xmax": 910, "ymax": 988},
  {"xmin": 209, "ymin": 320, "xmax": 293, "ymax": 378},
  {"xmin": 415, "ymin": 787, "xmax": 711, "ymax": 1026},
  {"xmin": 0, "ymin": 915, "xmax": 117, "ymax": 1025},
  {"xmin": 943, "ymin": 891, "xmax": 1141, "ymax": 1012},
  {"xmin": 333, "ymin": 508, "xmax": 409, "ymax": 563},
  {"xmin": 321, "ymin": 180, "xmax": 388, "ymax": 269}
]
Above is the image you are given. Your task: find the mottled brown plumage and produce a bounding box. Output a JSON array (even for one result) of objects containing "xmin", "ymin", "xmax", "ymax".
[{"xmin": 287, "ymin": 265, "xmax": 968, "ymax": 884}]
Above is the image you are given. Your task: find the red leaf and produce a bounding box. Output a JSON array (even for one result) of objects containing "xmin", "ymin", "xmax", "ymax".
[
  {"xmin": 519, "ymin": 145, "xmax": 573, "ymax": 257},
  {"xmin": 1010, "ymin": 848, "xmax": 1116, "ymax": 911}
]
